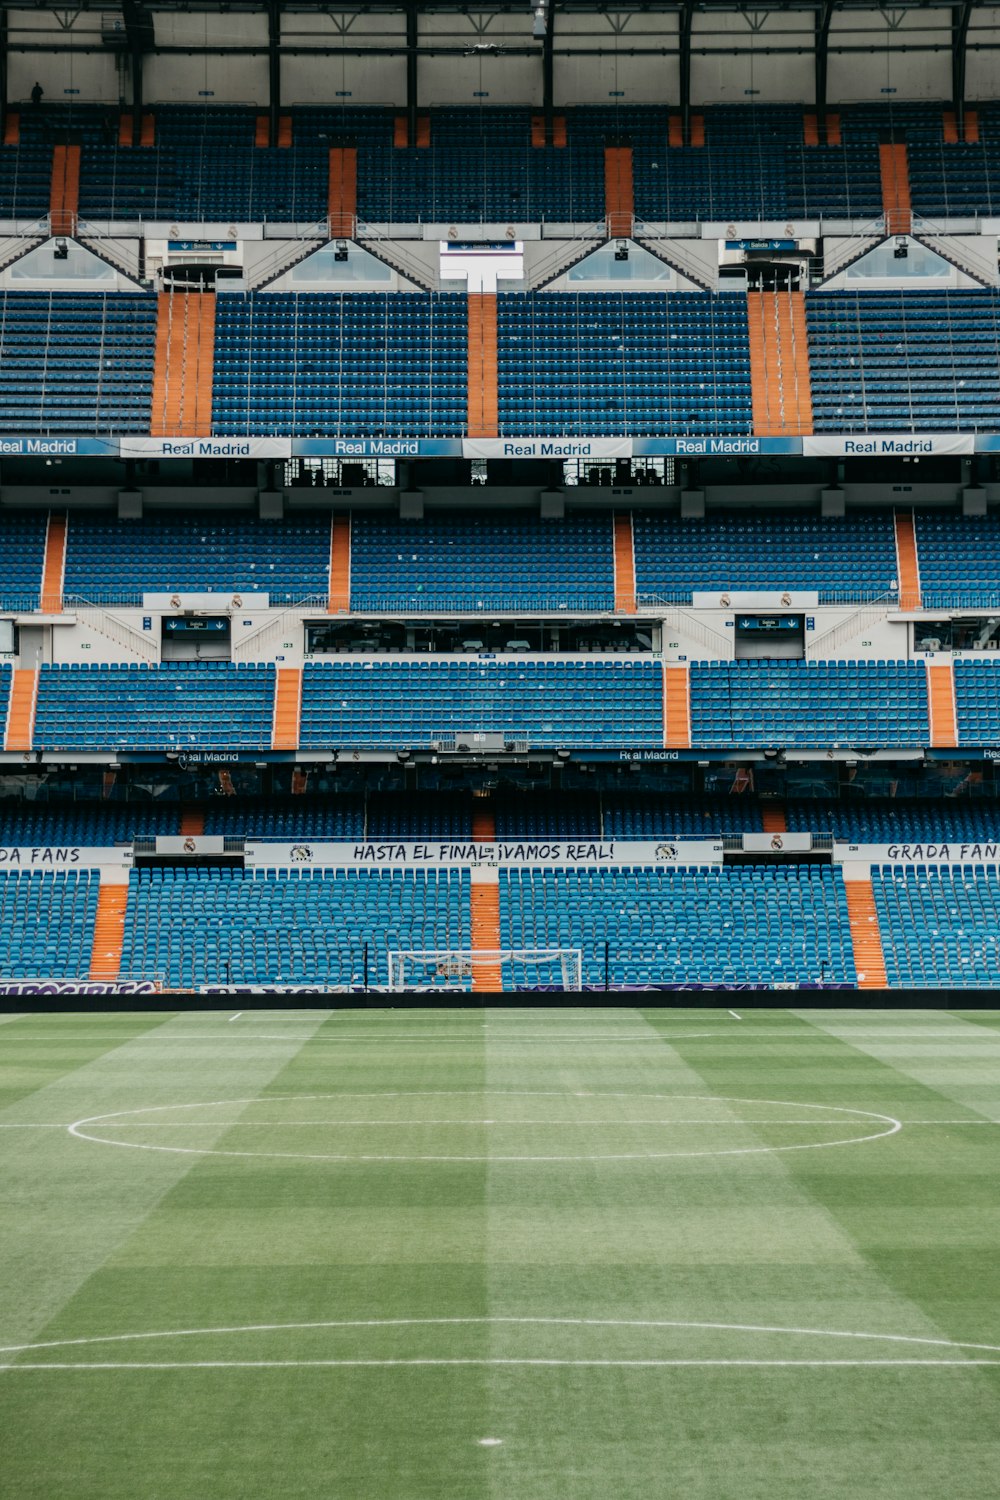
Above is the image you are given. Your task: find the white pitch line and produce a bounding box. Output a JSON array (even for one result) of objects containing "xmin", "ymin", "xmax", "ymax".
[
  {"xmin": 66, "ymin": 1092, "xmax": 901, "ymax": 1164},
  {"xmin": 6, "ymin": 1314, "xmax": 1000, "ymax": 1360},
  {"xmin": 5, "ymin": 1358, "xmax": 1000, "ymax": 1372},
  {"xmin": 228, "ymin": 1013, "xmax": 242, "ymax": 1023},
  {"xmin": 728, "ymin": 1010, "xmax": 742, "ymax": 1020},
  {"xmin": 79, "ymin": 1119, "xmax": 881, "ymax": 1128}
]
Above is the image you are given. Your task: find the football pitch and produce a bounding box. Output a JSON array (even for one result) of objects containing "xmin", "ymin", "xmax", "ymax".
[{"xmin": 2, "ymin": 1005, "xmax": 1000, "ymax": 1499}]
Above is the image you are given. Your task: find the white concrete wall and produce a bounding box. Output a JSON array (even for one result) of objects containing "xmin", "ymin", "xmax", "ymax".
[
  {"xmin": 691, "ymin": 11, "xmax": 813, "ymax": 105},
  {"xmin": 827, "ymin": 10, "xmax": 952, "ymax": 103},
  {"xmin": 7, "ymin": 9, "xmax": 122, "ymax": 104}
]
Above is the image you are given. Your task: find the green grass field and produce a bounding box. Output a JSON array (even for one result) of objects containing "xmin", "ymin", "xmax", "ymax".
[{"xmin": 2, "ymin": 1005, "xmax": 1000, "ymax": 1499}]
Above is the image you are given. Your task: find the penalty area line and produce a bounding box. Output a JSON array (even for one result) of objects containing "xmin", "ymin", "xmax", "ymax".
[{"xmin": 4, "ymin": 1358, "xmax": 1000, "ymax": 1373}]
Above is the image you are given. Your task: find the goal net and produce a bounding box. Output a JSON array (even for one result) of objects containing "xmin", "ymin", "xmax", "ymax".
[{"xmin": 386, "ymin": 948, "xmax": 583, "ymax": 993}]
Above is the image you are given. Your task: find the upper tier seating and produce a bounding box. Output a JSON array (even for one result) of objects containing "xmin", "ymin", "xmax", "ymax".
[
  {"xmin": 32, "ymin": 662, "xmax": 276, "ymax": 751},
  {"xmin": 206, "ymin": 797, "xmax": 366, "ymax": 841},
  {"xmin": 14, "ymin": 101, "xmax": 931, "ymax": 226},
  {"xmin": 299, "ymin": 658, "xmax": 664, "ymax": 749},
  {"xmin": 0, "ymin": 869, "xmax": 99, "ymax": 978},
  {"xmin": 0, "ymin": 292, "xmax": 157, "ymax": 434},
  {"xmin": 493, "ymin": 792, "xmax": 765, "ymax": 838},
  {"xmin": 212, "ymin": 293, "xmax": 467, "ymax": 437},
  {"xmin": 497, "ymin": 293, "xmax": 752, "ymax": 437},
  {"xmin": 366, "ymin": 791, "xmax": 472, "ymax": 839},
  {"xmin": 118, "ymin": 865, "xmax": 470, "ymax": 989},
  {"xmin": 913, "ymin": 513, "xmax": 1000, "ymax": 610},
  {"xmin": 872, "ymin": 865, "xmax": 1000, "ymax": 986},
  {"xmin": 0, "ymin": 511, "xmax": 47, "ymax": 610},
  {"xmin": 500, "ymin": 864, "xmax": 857, "ymax": 987},
  {"xmin": 62, "ymin": 513, "xmax": 332, "ymax": 606},
  {"xmin": 0, "ymin": 662, "xmax": 11, "ymax": 743},
  {"xmin": 785, "ymin": 797, "xmax": 1000, "ymax": 843},
  {"xmin": 807, "ymin": 291, "xmax": 1000, "ymax": 434},
  {"xmin": 953, "ymin": 660, "xmax": 1000, "ymax": 744},
  {"xmin": 349, "ymin": 512, "xmax": 615, "ymax": 612},
  {"xmin": 0, "ymin": 804, "xmax": 180, "ymax": 845},
  {"xmin": 632, "ymin": 510, "xmax": 899, "ymax": 604},
  {"xmin": 689, "ymin": 660, "xmax": 929, "ymax": 748}
]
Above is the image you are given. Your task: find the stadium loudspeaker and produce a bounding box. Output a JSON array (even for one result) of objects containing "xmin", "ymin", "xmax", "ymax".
[
  {"xmin": 962, "ymin": 487, "xmax": 988, "ymax": 517},
  {"xmin": 821, "ymin": 488, "xmax": 846, "ymax": 518},
  {"xmin": 117, "ymin": 489, "xmax": 143, "ymax": 520},
  {"xmin": 399, "ymin": 489, "xmax": 424, "ymax": 519},
  {"xmin": 258, "ymin": 490, "xmax": 284, "ymax": 520},
  {"xmin": 540, "ymin": 490, "xmax": 565, "ymax": 519},
  {"xmin": 680, "ymin": 489, "xmax": 705, "ymax": 519}
]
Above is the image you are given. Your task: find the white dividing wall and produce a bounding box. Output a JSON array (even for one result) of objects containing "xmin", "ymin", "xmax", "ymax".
[
  {"xmin": 7, "ymin": 9, "xmax": 123, "ymax": 104},
  {"xmin": 827, "ymin": 9, "xmax": 952, "ymax": 103},
  {"xmin": 281, "ymin": 11, "xmax": 406, "ymax": 106},
  {"xmin": 145, "ymin": 11, "xmax": 268, "ymax": 104},
  {"xmin": 420, "ymin": 11, "xmax": 541, "ymax": 107},
  {"xmin": 691, "ymin": 11, "xmax": 814, "ymax": 105},
  {"xmin": 554, "ymin": 11, "xmax": 678, "ymax": 106},
  {"xmin": 967, "ymin": 8, "xmax": 1000, "ymax": 99}
]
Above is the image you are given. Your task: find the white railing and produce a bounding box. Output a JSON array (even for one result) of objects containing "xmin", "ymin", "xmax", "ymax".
[{"xmin": 70, "ymin": 604, "xmax": 160, "ymax": 663}]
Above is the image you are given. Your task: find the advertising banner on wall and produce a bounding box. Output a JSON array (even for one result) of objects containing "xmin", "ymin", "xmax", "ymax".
[
  {"xmin": 244, "ymin": 838, "xmax": 724, "ymax": 869},
  {"xmin": 834, "ymin": 840, "xmax": 1000, "ymax": 865},
  {"xmin": 119, "ymin": 437, "xmax": 292, "ymax": 459},
  {"xmin": 633, "ymin": 436, "xmax": 802, "ymax": 456},
  {"xmin": 0, "ymin": 980, "xmax": 156, "ymax": 995},
  {"xmin": 0, "ymin": 437, "xmax": 118, "ymax": 457},
  {"xmin": 462, "ymin": 438, "xmax": 633, "ymax": 460},
  {"xmin": 802, "ymin": 434, "xmax": 975, "ymax": 457},
  {"xmin": 292, "ymin": 438, "xmax": 462, "ymax": 458},
  {"xmin": 0, "ymin": 847, "xmax": 131, "ymax": 869}
]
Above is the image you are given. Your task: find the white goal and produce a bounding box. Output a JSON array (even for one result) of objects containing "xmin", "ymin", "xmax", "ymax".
[{"xmin": 386, "ymin": 948, "xmax": 583, "ymax": 993}]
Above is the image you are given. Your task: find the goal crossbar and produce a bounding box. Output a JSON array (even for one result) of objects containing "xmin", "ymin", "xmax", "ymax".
[{"xmin": 387, "ymin": 948, "xmax": 583, "ymax": 992}]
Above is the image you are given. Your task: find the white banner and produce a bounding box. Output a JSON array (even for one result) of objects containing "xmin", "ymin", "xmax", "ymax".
[
  {"xmin": 835, "ymin": 840, "xmax": 1000, "ymax": 865},
  {"xmin": 155, "ymin": 836, "xmax": 227, "ymax": 856},
  {"xmin": 462, "ymin": 438, "xmax": 633, "ymax": 460},
  {"xmin": 119, "ymin": 437, "xmax": 292, "ymax": 459},
  {"xmin": 742, "ymin": 832, "xmax": 813, "ymax": 853},
  {"xmin": 0, "ymin": 847, "xmax": 131, "ymax": 868},
  {"xmin": 0, "ymin": 980, "xmax": 156, "ymax": 995},
  {"xmin": 802, "ymin": 434, "xmax": 975, "ymax": 457},
  {"xmin": 244, "ymin": 839, "xmax": 723, "ymax": 869}
]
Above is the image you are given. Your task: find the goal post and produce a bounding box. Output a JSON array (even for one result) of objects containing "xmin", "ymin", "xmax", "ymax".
[{"xmin": 386, "ymin": 948, "xmax": 583, "ymax": 993}]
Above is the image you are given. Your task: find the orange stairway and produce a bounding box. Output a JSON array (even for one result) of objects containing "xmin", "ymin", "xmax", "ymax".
[
  {"xmin": 471, "ymin": 880, "xmax": 502, "ymax": 992},
  {"xmin": 4, "ymin": 669, "xmax": 37, "ymax": 753},
  {"xmin": 150, "ymin": 292, "xmax": 216, "ymax": 437},
  {"xmin": 761, "ymin": 803, "xmax": 787, "ymax": 834},
  {"xmin": 277, "ymin": 115, "xmax": 292, "ymax": 148},
  {"xmin": 118, "ymin": 113, "xmax": 134, "ymax": 147},
  {"xmin": 604, "ymin": 146, "xmax": 634, "ymax": 238},
  {"xmin": 531, "ymin": 115, "xmax": 566, "ymax": 148},
  {"xmin": 255, "ymin": 114, "xmax": 269, "ymax": 147},
  {"xmin": 467, "ymin": 293, "xmax": 498, "ymax": 439},
  {"xmin": 140, "ymin": 113, "xmax": 155, "ymax": 147},
  {"xmin": 894, "ymin": 511, "xmax": 921, "ymax": 610},
  {"xmin": 663, "ymin": 665, "xmax": 691, "ymax": 749},
  {"xmin": 803, "ymin": 112, "xmax": 819, "ymax": 146},
  {"xmin": 943, "ymin": 109, "xmax": 959, "ymax": 144},
  {"xmin": 50, "ymin": 143, "xmax": 80, "ymax": 237},
  {"xmin": 40, "ymin": 513, "xmax": 67, "ymax": 613},
  {"xmin": 328, "ymin": 514, "xmax": 351, "ymax": 613},
  {"xmin": 393, "ymin": 115, "xmax": 430, "ymax": 148},
  {"xmin": 328, "ymin": 147, "xmax": 357, "ymax": 236},
  {"xmin": 746, "ymin": 290, "xmax": 813, "ymax": 437},
  {"xmin": 272, "ymin": 667, "xmax": 302, "ymax": 751},
  {"xmin": 531, "ymin": 115, "xmax": 546, "ymax": 147},
  {"xmin": 824, "ymin": 113, "xmax": 841, "ymax": 145},
  {"xmin": 879, "ymin": 143, "xmax": 912, "ymax": 235},
  {"xmin": 964, "ymin": 110, "xmax": 980, "ymax": 144},
  {"xmin": 179, "ymin": 808, "xmax": 205, "ymax": 836},
  {"xmin": 89, "ymin": 885, "xmax": 128, "ymax": 982},
  {"xmin": 4, "ymin": 112, "xmax": 20, "ymax": 146},
  {"xmin": 845, "ymin": 879, "xmax": 888, "ymax": 989},
  {"xmin": 927, "ymin": 662, "xmax": 958, "ymax": 749},
  {"xmin": 472, "ymin": 805, "xmax": 496, "ymax": 842},
  {"xmin": 613, "ymin": 513, "xmax": 636, "ymax": 613}
]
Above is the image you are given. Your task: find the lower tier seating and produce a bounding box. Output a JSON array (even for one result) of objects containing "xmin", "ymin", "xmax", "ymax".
[
  {"xmin": 118, "ymin": 866, "xmax": 470, "ymax": 990},
  {"xmin": 299, "ymin": 659, "xmax": 664, "ymax": 749},
  {"xmin": 499, "ymin": 865, "xmax": 858, "ymax": 988},
  {"xmin": 872, "ymin": 866, "xmax": 1000, "ymax": 986},
  {"xmin": 0, "ymin": 869, "xmax": 99, "ymax": 978},
  {"xmin": 33, "ymin": 663, "xmax": 276, "ymax": 752},
  {"xmin": 689, "ymin": 660, "xmax": 929, "ymax": 748}
]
